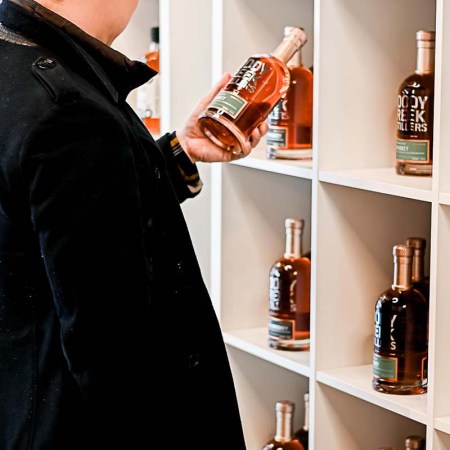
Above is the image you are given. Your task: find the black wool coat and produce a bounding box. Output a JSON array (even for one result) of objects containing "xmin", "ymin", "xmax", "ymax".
[{"xmin": 0, "ymin": 1, "xmax": 246, "ymax": 449}]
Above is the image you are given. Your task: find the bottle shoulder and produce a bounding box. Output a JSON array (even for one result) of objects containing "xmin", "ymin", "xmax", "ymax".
[
  {"xmin": 376, "ymin": 286, "xmax": 427, "ymax": 306},
  {"xmin": 398, "ymin": 72, "xmax": 434, "ymax": 91}
]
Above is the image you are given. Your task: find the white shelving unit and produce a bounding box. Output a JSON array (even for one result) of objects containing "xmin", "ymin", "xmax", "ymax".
[{"xmin": 123, "ymin": 0, "xmax": 450, "ymax": 448}]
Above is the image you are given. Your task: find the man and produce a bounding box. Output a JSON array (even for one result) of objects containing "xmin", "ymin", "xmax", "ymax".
[{"xmin": 0, "ymin": 0, "xmax": 267, "ymax": 448}]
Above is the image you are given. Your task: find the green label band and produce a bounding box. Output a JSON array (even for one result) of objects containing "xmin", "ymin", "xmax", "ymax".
[
  {"xmin": 208, "ymin": 91, "xmax": 247, "ymax": 119},
  {"xmin": 396, "ymin": 139, "xmax": 429, "ymax": 162}
]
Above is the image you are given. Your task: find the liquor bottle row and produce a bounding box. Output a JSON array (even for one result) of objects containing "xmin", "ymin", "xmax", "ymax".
[
  {"xmin": 263, "ymin": 396, "xmax": 424, "ymax": 450},
  {"xmin": 194, "ymin": 24, "xmax": 436, "ymax": 177}
]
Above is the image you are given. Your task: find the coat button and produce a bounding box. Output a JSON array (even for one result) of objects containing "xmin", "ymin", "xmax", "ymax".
[
  {"xmin": 187, "ymin": 353, "xmax": 200, "ymax": 369},
  {"xmin": 154, "ymin": 166, "xmax": 160, "ymax": 179},
  {"xmin": 36, "ymin": 57, "xmax": 56, "ymax": 70},
  {"xmin": 147, "ymin": 217, "xmax": 153, "ymax": 227},
  {"xmin": 176, "ymin": 261, "xmax": 184, "ymax": 273}
]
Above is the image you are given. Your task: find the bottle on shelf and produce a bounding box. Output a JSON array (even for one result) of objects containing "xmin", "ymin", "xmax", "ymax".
[
  {"xmin": 405, "ymin": 435, "xmax": 425, "ymax": 450},
  {"xmin": 198, "ymin": 26, "xmax": 307, "ymax": 154},
  {"xmin": 268, "ymin": 218, "xmax": 311, "ymax": 351},
  {"xmin": 293, "ymin": 392, "xmax": 309, "ymax": 449},
  {"xmin": 406, "ymin": 237, "xmax": 429, "ymax": 301},
  {"xmin": 395, "ymin": 30, "xmax": 435, "ymax": 176},
  {"xmin": 372, "ymin": 244, "xmax": 428, "ymax": 395},
  {"xmin": 267, "ymin": 26, "xmax": 313, "ymax": 160},
  {"xmin": 262, "ymin": 400, "xmax": 305, "ymax": 450},
  {"xmin": 136, "ymin": 26, "xmax": 161, "ymax": 136}
]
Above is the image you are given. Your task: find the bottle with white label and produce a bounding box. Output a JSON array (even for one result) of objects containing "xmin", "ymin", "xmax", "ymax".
[
  {"xmin": 372, "ymin": 244, "xmax": 428, "ymax": 395},
  {"xmin": 396, "ymin": 30, "xmax": 435, "ymax": 176}
]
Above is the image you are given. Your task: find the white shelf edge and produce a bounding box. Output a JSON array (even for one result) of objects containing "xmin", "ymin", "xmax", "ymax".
[
  {"xmin": 229, "ymin": 139, "xmax": 314, "ymax": 179},
  {"xmin": 319, "ymin": 168, "xmax": 433, "ymax": 202},
  {"xmin": 316, "ymin": 364, "xmax": 428, "ymax": 424},
  {"xmin": 223, "ymin": 328, "xmax": 311, "ymax": 378},
  {"xmin": 435, "ymin": 416, "xmax": 450, "ymax": 434},
  {"xmin": 439, "ymin": 192, "xmax": 450, "ymax": 205}
]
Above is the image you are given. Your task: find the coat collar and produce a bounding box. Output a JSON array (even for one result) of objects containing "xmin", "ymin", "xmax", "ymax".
[{"xmin": 0, "ymin": 0, "xmax": 157, "ymax": 102}]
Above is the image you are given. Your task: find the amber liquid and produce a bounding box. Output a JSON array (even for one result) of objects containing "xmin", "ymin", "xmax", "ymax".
[
  {"xmin": 396, "ymin": 72, "xmax": 434, "ymax": 176},
  {"xmin": 198, "ymin": 54, "xmax": 290, "ymax": 153},
  {"xmin": 268, "ymin": 255, "xmax": 311, "ymax": 351},
  {"xmin": 267, "ymin": 64, "xmax": 313, "ymax": 159},
  {"xmin": 142, "ymin": 48, "xmax": 160, "ymax": 135},
  {"xmin": 373, "ymin": 287, "xmax": 428, "ymax": 394},
  {"xmin": 263, "ymin": 439, "xmax": 305, "ymax": 450}
]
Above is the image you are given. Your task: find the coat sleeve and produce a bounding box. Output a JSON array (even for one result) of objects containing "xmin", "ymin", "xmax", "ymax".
[
  {"xmin": 156, "ymin": 131, "xmax": 203, "ymax": 203},
  {"xmin": 20, "ymin": 99, "xmax": 153, "ymax": 440}
]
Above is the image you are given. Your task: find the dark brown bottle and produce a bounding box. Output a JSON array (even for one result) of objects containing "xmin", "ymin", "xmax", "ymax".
[
  {"xmin": 372, "ymin": 244, "xmax": 428, "ymax": 395},
  {"xmin": 267, "ymin": 26, "xmax": 313, "ymax": 160},
  {"xmin": 262, "ymin": 401, "xmax": 305, "ymax": 450},
  {"xmin": 396, "ymin": 30, "xmax": 435, "ymax": 176},
  {"xmin": 268, "ymin": 218, "xmax": 311, "ymax": 351},
  {"xmin": 293, "ymin": 392, "xmax": 309, "ymax": 449},
  {"xmin": 406, "ymin": 237, "xmax": 429, "ymax": 301}
]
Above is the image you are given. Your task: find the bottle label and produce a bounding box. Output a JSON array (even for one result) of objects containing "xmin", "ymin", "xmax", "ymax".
[
  {"xmin": 373, "ymin": 354, "xmax": 398, "ymax": 380},
  {"xmin": 396, "ymin": 139, "xmax": 430, "ymax": 162},
  {"xmin": 267, "ymin": 126, "xmax": 287, "ymax": 147},
  {"xmin": 208, "ymin": 91, "xmax": 248, "ymax": 120},
  {"xmin": 268, "ymin": 318, "xmax": 295, "ymax": 339}
]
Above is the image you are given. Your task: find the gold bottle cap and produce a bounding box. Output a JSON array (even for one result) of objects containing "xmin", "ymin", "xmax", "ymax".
[
  {"xmin": 405, "ymin": 435, "xmax": 425, "ymax": 449},
  {"xmin": 406, "ymin": 237, "xmax": 426, "ymax": 250},
  {"xmin": 285, "ymin": 217, "xmax": 304, "ymax": 231},
  {"xmin": 283, "ymin": 26, "xmax": 307, "ymax": 50},
  {"xmin": 416, "ymin": 30, "xmax": 435, "ymax": 49},
  {"xmin": 276, "ymin": 400, "xmax": 295, "ymax": 413},
  {"xmin": 393, "ymin": 244, "xmax": 413, "ymax": 258}
]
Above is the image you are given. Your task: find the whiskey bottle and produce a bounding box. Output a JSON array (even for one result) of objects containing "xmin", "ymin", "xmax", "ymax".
[
  {"xmin": 268, "ymin": 218, "xmax": 311, "ymax": 351},
  {"xmin": 396, "ymin": 30, "xmax": 435, "ymax": 176},
  {"xmin": 198, "ymin": 27, "xmax": 307, "ymax": 154},
  {"xmin": 262, "ymin": 400, "xmax": 305, "ymax": 450},
  {"xmin": 267, "ymin": 26, "xmax": 313, "ymax": 160},
  {"xmin": 293, "ymin": 392, "xmax": 309, "ymax": 449},
  {"xmin": 405, "ymin": 435, "xmax": 425, "ymax": 450},
  {"xmin": 406, "ymin": 237, "xmax": 429, "ymax": 301},
  {"xmin": 136, "ymin": 26, "xmax": 161, "ymax": 136},
  {"xmin": 373, "ymin": 244, "xmax": 428, "ymax": 395}
]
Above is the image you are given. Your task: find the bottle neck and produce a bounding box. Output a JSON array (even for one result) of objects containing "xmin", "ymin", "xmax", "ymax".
[
  {"xmin": 392, "ymin": 255, "xmax": 413, "ymax": 291},
  {"xmin": 149, "ymin": 41, "xmax": 159, "ymax": 53},
  {"xmin": 284, "ymin": 228, "xmax": 302, "ymax": 259},
  {"xmin": 303, "ymin": 398, "xmax": 309, "ymax": 432},
  {"xmin": 416, "ymin": 45, "xmax": 434, "ymax": 74},
  {"xmin": 272, "ymin": 38, "xmax": 301, "ymax": 64},
  {"xmin": 288, "ymin": 49, "xmax": 303, "ymax": 68},
  {"xmin": 411, "ymin": 249, "xmax": 425, "ymax": 283},
  {"xmin": 275, "ymin": 409, "xmax": 294, "ymax": 442}
]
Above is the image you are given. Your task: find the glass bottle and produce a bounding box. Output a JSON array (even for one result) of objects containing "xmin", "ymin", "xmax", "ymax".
[
  {"xmin": 396, "ymin": 30, "xmax": 435, "ymax": 176},
  {"xmin": 267, "ymin": 26, "xmax": 313, "ymax": 160},
  {"xmin": 136, "ymin": 26, "xmax": 160, "ymax": 136},
  {"xmin": 268, "ymin": 218, "xmax": 311, "ymax": 351},
  {"xmin": 405, "ymin": 435, "xmax": 425, "ymax": 450},
  {"xmin": 198, "ymin": 27, "xmax": 307, "ymax": 154},
  {"xmin": 293, "ymin": 392, "xmax": 309, "ymax": 449},
  {"xmin": 406, "ymin": 237, "xmax": 429, "ymax": 302},
  {"xmin": 372, "ymin": 244, "xmax": 428, "ymax": 395},
  {"xmin": 262, "ymin": 400, "xmax": 305, "ymax": 450}
]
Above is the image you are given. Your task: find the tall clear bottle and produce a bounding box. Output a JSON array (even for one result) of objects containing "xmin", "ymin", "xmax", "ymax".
[
  {"xmin": 396, "ymin": 30, "xmax": 435, "ymax": 176},
  {"xmin": 262, "ymin": 401, "xmax": 305, "ymax": 450},
  {"xmin": 372, "ymin": 245, "xmax": 428, "ymax": 395},
  {"xmin": 268, "ymin": 218, "xmax": 310, "ymax": 351},
  {"xmin": 198, "ymin": 27, "xmax": 307, "ymax": 154},
  {"xmin": 406, "ymin": 237, "xmax": 429, "ymax": 301},
  {"xmin": 267, "ymin": 26, "xmax": 313, "ymax": 160},
  {"xmin": 136, "ymin": 26, "xmax": 160, "ymax": 136}
]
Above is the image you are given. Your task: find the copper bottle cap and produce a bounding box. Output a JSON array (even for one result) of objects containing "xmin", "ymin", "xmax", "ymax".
[
  {"xmin": 393, "ymin": 244, "xmax": 413, "ymax": 258},
  {"xmin": 276, "ymin": 400, "xmax": 295, "ymax": 413},
  {"xmin": 283, "ymin": 26, "xmax": 307, "ymax": 49},
  {"xmin": 285, "ymin": 217, "xmax": 304, "ymax": 231},
  {"xmin": 406, "ymin": 237, "xmax": 426, "ymax": 251},
  {"xmin": 405, "ymin": 435, "xmax": 425, "ymax": 449}
]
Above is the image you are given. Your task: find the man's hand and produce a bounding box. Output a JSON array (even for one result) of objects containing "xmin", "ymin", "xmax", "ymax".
[{"xmin": 176, "ymin": 72, "xmax": 269, "ymax": 164}]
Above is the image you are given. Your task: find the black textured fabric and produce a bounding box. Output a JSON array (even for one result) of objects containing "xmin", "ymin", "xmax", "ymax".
[{"xmin": 0, "ymin": 1, "xmax": 246, "ymax": 449}]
